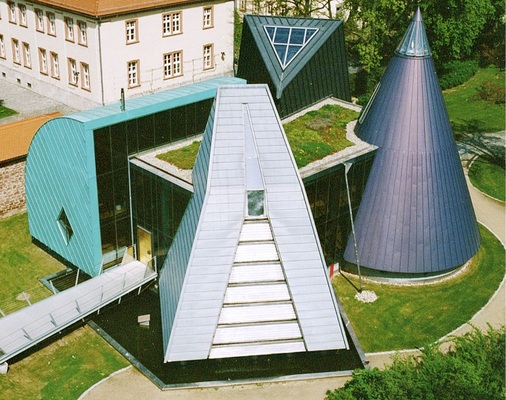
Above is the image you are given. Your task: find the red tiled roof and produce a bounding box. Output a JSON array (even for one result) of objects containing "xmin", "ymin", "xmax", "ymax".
[
  {"xmin": 0, "ymin": 113, "xmax": 61, "ymax": 163},
  {"xmin": 30, "ymin": 0, "xmax": 216, "ymax": 18}
]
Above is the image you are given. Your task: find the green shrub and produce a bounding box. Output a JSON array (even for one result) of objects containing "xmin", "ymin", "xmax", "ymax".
[
  {"xmin": 327, "ymin": 326, "xmax": 506, "ymax": 400},
  {"xmin": 439, "ymin": 60, "xmax": 479, "ymax": 90},
  {"xmin": 477, "ymin": 81, "xmax": 505, "ymax": 104}
]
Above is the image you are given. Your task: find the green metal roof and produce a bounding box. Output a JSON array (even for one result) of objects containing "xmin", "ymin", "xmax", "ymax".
[
  {"xmin": 69, "ymin": 77, "xmax": 246, "ymax": 130},
  {"xmin": 243, "ymin": 15, "xmax": 343, "ymax": 99}
]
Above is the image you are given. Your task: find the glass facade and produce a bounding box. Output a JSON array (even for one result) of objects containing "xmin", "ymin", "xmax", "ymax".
[
  {"xmin": 93, "ymin": 99, "xmax": 213, "ymax": 265},
  {"xmin": 130, "ymin": 165, "xmax": 191, "ymax": 268},
  {"xmin": 303, "ymin": 153, "xmax": 374, "ymax": 265}
]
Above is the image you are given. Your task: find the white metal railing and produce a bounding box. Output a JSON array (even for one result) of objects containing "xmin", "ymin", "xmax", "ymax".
[{"xmin": 0, "ymin": 263, "xmax": 156, "ymax": 364}]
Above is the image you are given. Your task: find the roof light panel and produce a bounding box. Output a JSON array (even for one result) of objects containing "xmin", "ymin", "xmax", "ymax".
[{"xmin": 264, "ymin": 26, "xmax": 318, "ymax": 69}]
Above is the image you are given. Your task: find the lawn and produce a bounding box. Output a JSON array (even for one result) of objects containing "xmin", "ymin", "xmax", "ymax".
[
  {"xmin": 157, "ymin": 104, "xmax": 358, "ymax": 170},
  {"xmin": 0, "ymin": 325, "xmax": 129, "ymax": 399},
  {"xmin": 443, "ymin": 66, "xmax": 505, "ymax": 134},
  {"xmin": 0, "ymin": 105, "xmax": 17, "ymax": 120},
  {"xmin": 333, "ymin": 225, "xmax": 505, "ymax": 353},
  {"xmin": 0, "ymin": 213, "xmax": 130, "ymax": 398},
  {"xmin": 0, "ymin": 213, "xmax": 65, "ymax": 313},
  {"xmin": 468, "ymin": 158, "xmax": 506, "ymax": 202}
]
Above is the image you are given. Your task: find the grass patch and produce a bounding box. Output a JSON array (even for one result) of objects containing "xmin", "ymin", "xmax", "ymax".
[
  {"xmin": 156, "ymin": 105, "xmax": 359, "ymax": 170},
  {"xmin": 0, "ymin": 213, "xmax": 130, "ymax": 398},
  {"xmin": 443, "ymin": 66, "xmax": 505, "ymax": 134},
  {"xmin": 333, "ymin": 225, "xmax": 505, "ymax": 352},
  {"xmin": 0, "ymin": 213, "xmax": 65, "ymax": 308},
  {"xmin": 156, "ymin": 140, "xmax": 201, "ymax": 170},
  {"xmin": 468, "ymin": 158, "xmax": 506, "ymax": 201},
  {"xmin": 283, "ymin": 104, "xmax": 357, "ymax": 168},
  {"xmin": 0, "ymin": 326, "xmax": 129, "ymax": 399},
  {"xmin": 0, "ymin": 105, "xmax": 17, "ymax": 119}
]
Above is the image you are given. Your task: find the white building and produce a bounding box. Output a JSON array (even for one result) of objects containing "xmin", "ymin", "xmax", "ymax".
[{"xmin": 0, "ymin": 0, "xmax": 234, "ymax": 110}]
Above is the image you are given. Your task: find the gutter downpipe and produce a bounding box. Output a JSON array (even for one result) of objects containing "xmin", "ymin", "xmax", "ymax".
[
  {"xmin": 98, "ymin": 17, "xmax": 105, "ymax": 106},
  {"xmin": 344, "ymin": 162, "xmax": 363, "ymax": 291}
]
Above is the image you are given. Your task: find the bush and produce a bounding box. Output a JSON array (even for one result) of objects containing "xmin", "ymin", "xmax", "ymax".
[
  {"xmin": 327, "ymin": 326, "xmax": 506, "ymax": 400},
  {"xmin": 439, "ymin": 60, "xmax": 479, "ymax": 90},
  {"xmin": 477, "ymin": 81, "xmax": 505, "ymax": 104}
]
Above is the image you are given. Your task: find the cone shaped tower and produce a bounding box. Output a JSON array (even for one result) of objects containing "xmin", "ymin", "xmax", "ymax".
[{"xmin": 343, "ymin": 8, "xmax": 480, "ymax": 274}]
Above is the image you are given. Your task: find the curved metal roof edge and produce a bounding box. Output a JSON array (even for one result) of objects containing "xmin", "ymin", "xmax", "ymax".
[{"xmin": 61, "ymin": 77, "xmax": 245, "ymax": 130}]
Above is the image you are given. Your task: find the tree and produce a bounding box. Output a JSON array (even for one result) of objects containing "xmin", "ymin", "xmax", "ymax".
[
  {"xmin": 342, "ymin": 0, "xmax": 496, "ymax": 93},
  {"xmin": 420, "ymin": 0, "xmax": 495, "ymax": 68},
  {"xmin": 327, "ymin": 326, "xmax": 506, "ymax": 400}
]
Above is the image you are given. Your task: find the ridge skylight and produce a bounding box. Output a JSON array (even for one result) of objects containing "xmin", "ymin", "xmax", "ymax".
[{"xmin": 264, "ymin": 25, "xmax": 318, "ymax": 69}]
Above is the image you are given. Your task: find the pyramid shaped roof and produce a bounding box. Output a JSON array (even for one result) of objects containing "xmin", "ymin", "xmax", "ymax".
[
  {"xmin": 159, "ymin": 84, "xmax": 348, "ymax": 362},
  {"xmin": 344, "ymin": 9, "xmax": 480, "ymax": 274},
  {"xmin": 242, "ymin": 15, "xmax": 343, "ymax": 99}
]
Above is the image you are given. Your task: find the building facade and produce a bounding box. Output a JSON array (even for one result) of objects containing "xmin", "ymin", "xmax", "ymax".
[{"xmin": 0, "ymin": 0, "xmax": 234, "ymax": 110}]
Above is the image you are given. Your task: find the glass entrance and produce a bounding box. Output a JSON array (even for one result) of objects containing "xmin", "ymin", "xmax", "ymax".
[{"xmin": 137, "ymin": 226, "xmax": 152, "ymax": 265}]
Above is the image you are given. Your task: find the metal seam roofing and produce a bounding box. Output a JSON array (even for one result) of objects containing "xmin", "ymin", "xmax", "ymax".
[
  {"xmin": 242, "ymin": 15, "xmax": 343, "ymax": 99},
  {"xmin": 344, "ymin": 9, "xmax": 480, "ymax": 274},
  {"xmin": 160, "ymin": 84, "xmax": 348, "ymax": 362}
]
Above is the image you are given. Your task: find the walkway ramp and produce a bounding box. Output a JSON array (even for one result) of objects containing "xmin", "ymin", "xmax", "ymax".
[{"xmin": 0, "ymin": 261, "xmax": 156, "ymax": 365}]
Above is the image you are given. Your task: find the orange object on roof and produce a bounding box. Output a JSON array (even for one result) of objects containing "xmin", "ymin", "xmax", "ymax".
[{"xmin": 0, "ymin": 112, "xmax": 61, "ymax": 163}]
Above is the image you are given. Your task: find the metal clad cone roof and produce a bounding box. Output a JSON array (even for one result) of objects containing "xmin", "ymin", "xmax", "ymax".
[
  {"xmin": 395, "ymin": 8, "xmax": 431, "ymax": 57},
  {"xmin": 344, "ymin": 9, "xmax": 480, "ymax": 274}
]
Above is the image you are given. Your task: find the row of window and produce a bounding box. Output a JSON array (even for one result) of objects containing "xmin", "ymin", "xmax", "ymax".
[
  {"xmin": 127, "ymin": 43, "xmax": 215, "ymax": 87},
  {"xmin": 1, "ymin": 33, "xmax": 215, "ymax": 90},
  {"xmin": 3, "ymin": 3, "xmax": 214, "ymax": 47},
  {"xmin": 4, "ymin": 2, "xmax": 88, "ymax": 46},
  {"xmin": 125, "ymin": 7, "xmax": 214, "ymax": 45},
  {"xmin": 0, "ymin": 34, "xmax": 90, "ymax": 89}
]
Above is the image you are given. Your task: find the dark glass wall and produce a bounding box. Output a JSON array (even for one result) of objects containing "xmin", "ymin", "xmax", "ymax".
[
  {"xmin": 130, "ymin": 164, "xmax": 191, "ymax": 268},
  {"xmin": 303, "ymin": 153, "xmax": 374, "ymax": 265},
  {"xmin": 93, "ymin": 99, "xmax": 213, "ymax": 264}
]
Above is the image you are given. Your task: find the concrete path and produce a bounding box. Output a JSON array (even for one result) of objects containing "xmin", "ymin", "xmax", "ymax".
[
  {"xmin": 0, "ymin": 79, "xmax": 77, "ymax": 124},
  {"xmin": 82, "ymin": 174, "xmax": 505, "ymax": 398},
  {"xmin": 1, "ymin": 78, "xmax": 503, "ymax": 398}
]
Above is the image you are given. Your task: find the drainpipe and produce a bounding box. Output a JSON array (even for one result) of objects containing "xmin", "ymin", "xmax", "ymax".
[
  {"xmin": 97, "ymin": 17, "xmax": 105, "ymax": 105},
  {"xmin": 344, "ymin": 161, "xmax": 363, "ymax": 291}
]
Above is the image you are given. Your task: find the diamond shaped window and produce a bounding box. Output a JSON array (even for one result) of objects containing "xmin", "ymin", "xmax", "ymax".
[
  {"xmin": 57, "ymin": 208, "xmax": 74, "ymax": 245},
  {"xmin": 264, "ymin": 26, "xmax": 318, "ymax": 70}
]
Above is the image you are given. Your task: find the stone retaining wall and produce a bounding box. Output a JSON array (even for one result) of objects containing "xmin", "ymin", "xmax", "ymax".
[{"xmin": 0, "ymin": 160, "xmax": 26, "ymax": 218}]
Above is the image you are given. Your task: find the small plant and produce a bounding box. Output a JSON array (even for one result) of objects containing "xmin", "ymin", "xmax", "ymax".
[{"xmin": 439, "ymin": 60, "xmax": 479, "ymax": 90}]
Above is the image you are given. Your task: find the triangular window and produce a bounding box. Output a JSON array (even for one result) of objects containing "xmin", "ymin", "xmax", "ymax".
[
  {"xmin": 264, "ymin": 26, "xmax": 318, "ymax": 69},
  {"xmin": 57, "ymin": 208, "xmax": 74, "ymax": 245}
]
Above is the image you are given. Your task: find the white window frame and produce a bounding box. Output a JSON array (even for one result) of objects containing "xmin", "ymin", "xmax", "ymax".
[
  {"xmin": 162, "ymin": 12, "xmax": 181, "ymax": 36},
  {"xmin": 22, "ymin": 42, "xmax": 31, "ymax": 68},
  {"xmin": 126, "ymin": 20, "xmax": 138, "ymax": 44},
  {"xmin": 39, "ymin": 48, "xmax": 48, "ymax": 74},
  {"xmin": 8, "ymin": 2, "xmax": 17, "ymax": 23},
  {"xmin": 163, "ymin": 51, "xmax": 183, "ymax": 79},
  {"xmin": 47, "ymin": 12, "xmax": 56, "ymax": 36},
  {"xmin": 35, "ymin": 9, "xmax": 44, "ymax": 32},
  {"xmin": 127, "ymin": 60, "xmax": 139, "ymax": 87},
  {"xmin": 0, "ymin": 35, "xmax": 6, "ymax": 59},
  {"xmin": 12, "ymin": 39, "xmax": 20, "ymax": 64},
  {"xmin": 80, "ymin": 62, "xmax": 90, "ymax": 90},
  {"xmin": 50, "ymin": 51, "xmax": 59, "ymax": 78},
  {"xmin": 78, "ymin": 21, "xmax": 87, "ymax": 46},
  {"xmin": 65, "ymin": 17, "xmax": 74, "ymax": 42},
  {"xmin": 68, "ymin": 58, "xmax": 78, "ymax": 85},
  {"xmin": 203, "ymin": 44, "xmax": 214, "ymax": 70},
  {"xmin": 203, "ymin": 7, "xmax": 213, "ymax": 29},
  {"xmin": 19, "ymin": 4, "xmax": 27, "ymax": 27}
]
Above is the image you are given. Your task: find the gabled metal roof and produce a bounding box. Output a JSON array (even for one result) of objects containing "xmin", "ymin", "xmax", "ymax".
[
  {"xmin": 344, "ymin": 9, "xmax": 480, "ymax": 274},
  {"xmin": 159, "ymin": 84, "xmax": 348, "ymax": 362},
  {"xmin": 242, "ymin": 15, "xmax": 343, "ymax": 99}
]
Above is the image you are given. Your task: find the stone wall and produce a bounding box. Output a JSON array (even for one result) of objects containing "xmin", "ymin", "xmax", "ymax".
[{"xmin": 0, "ymin": 160, "xmax": 26, "ymax": 218}]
